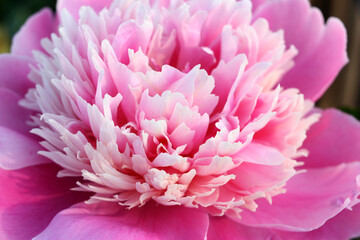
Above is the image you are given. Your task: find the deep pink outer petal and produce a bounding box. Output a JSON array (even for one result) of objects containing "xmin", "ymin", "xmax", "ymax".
[
  {"xmin": 11, "ymin": 8, "xmax": 55, "ymax": 58},
  {"xmin": 0, "ymin": 54, "xmax": 33, "ymax": 96},
  {"xmin": 34, "ymin": 202, "xmax": 209, "ymax": 240},
  {"xmin": 57, "ymin": 0, "xmax": 112, "ymax": 19},
  {"xmin": 300, "ymin": 109, "xmax": 360, "ymax": 168},
  {"xmin": 0, "ymin": 88, "xmax": 32, "ymax": 134},
  {"xmin": 0, "ymin": 56, "xmax": 50, "ymax": 169},
  {"xmin": 238, "ymin": 162, "xmax": 360, "ymax": 231},
  {"xmin": 0, "ymin": 164, "xmax": 88, "ymax": 240},
  {"xmin": 207, "ymin": 216, "xmax": 275, "ymax": 240},
  {"xmin": 0, "ymin": 56, "xmax": 51, "ymax": 169},
  {"xmin": 208, "ymin": 206, "xmax": 360, "ymax": 240},
  {"xmin": 0, "ymin": 126, "xmax": 50, "ymax": 170},
  {"xmin": 254, "ymin": 0, "xmax": 348, "ymax": 101},
  {"xmin": 275, "ymin": 205, "xmax": 360, "ymax": 240}
]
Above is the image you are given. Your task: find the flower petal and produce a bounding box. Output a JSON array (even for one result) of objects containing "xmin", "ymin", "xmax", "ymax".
[
  {"xmin": 251, "ymin": 0, "xmax": 266, "ymax": 12},
  {"xmin": 11, "ymin": 8, "xmax": 55, "ymax": 58},
  {"xmin": 0, "ymin": 127, "xmax": 49, "ymax": 170},
  {"xmin": 0, "ymin": 57, "xmax": 49, "ymax": 169},
  {"xmin": 0, "ymin": 54, "xmax": 33, "ymax": 96},
  {"xmin": 209, "ymin": 205, "xmax": 360, "ymax": 240},
  {"xmin": 275, "ymin": 205, "xmax": 360, "ymax": 239},
  {"xmin": 300, "ymin": 109, "xmax": 360, "ymax": 168},
  {"xmin": 239, "ymin": 143, "xmax": 285, "ymax": 165},
  {"xmin": 207, "ymin": 216, "xmax": 275, "ymax": 240},
  {"xmin": 34, "ymin": 202, "xmax": 209, "ymax": 240},
  {"xmin": 254, "ymin": 0, "xmax": 348, "ymax": 101},
  {"xmin": 239, "ymin": 162, "xmax": 360, "ymax": 231},
  {"xmin": 0, "ymin": 164, "xmax": 88, "ymax": 240},
  {"xmin": 0, "ymin": 88, "xmax": 32, "ymax": 134},
  {"xmin": 57, "ymin": 0, "xmax": 112, "ymax": 19}
]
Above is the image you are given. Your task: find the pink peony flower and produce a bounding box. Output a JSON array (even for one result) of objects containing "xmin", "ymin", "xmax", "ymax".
[{"xmin": 1, "ymin": 0, "xmax": 359, "ymax": 239}]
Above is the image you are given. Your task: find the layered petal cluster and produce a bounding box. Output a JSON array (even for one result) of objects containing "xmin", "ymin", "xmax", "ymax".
[
  {"xmin": 19, "ymin": 0, "xmax": 318, "ymax": 217},
  {"xmin": 0, "ymin": 0, "xmax": 359, "ymax": 239}
]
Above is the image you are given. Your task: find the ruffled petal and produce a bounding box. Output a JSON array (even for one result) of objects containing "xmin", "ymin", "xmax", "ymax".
[
  {"xmin": 254, "ymin": 0, "xmax": 348, "ymax": 101},
  {"xmin": 0, "ymin": 54, "xmax": 33, "ymax": 96},
  {"xmin": 57, "ymin": 0, "xmax": 112, "ymax": 19},
  {"xmin": 11, "ymin": 8, "xmax": 55, "ymax": 58},
  {"xmin": 34, "ymin": 202, "xmax": 209, "ymax": 240},
  {"xmin": 238, "ymin": 162, "xmax": 360, "ymax": 231},
  {"xmin": 0, "ymin": 164, "xmax": 88, "ymax": 240}
]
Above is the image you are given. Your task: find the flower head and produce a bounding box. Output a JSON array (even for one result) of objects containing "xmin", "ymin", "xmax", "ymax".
[{"xmin": 1, "ymin": 0, "xmax": 360, "ymax": 239}]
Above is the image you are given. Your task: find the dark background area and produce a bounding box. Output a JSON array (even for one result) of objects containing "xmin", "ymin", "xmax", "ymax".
[{"xmin": 0, "ymin": 0, "xmax": 56, "ymax": 52}]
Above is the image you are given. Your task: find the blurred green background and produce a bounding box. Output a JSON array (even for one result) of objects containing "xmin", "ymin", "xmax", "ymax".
[{"xmin": 0, "ymin": 0, "xmax": 56, "ymax": 52}]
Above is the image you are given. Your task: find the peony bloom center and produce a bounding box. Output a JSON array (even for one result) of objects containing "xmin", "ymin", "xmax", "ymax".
[{"xmin": 20, "ymin": 0, "xmax": 319, "ymax": 218}]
